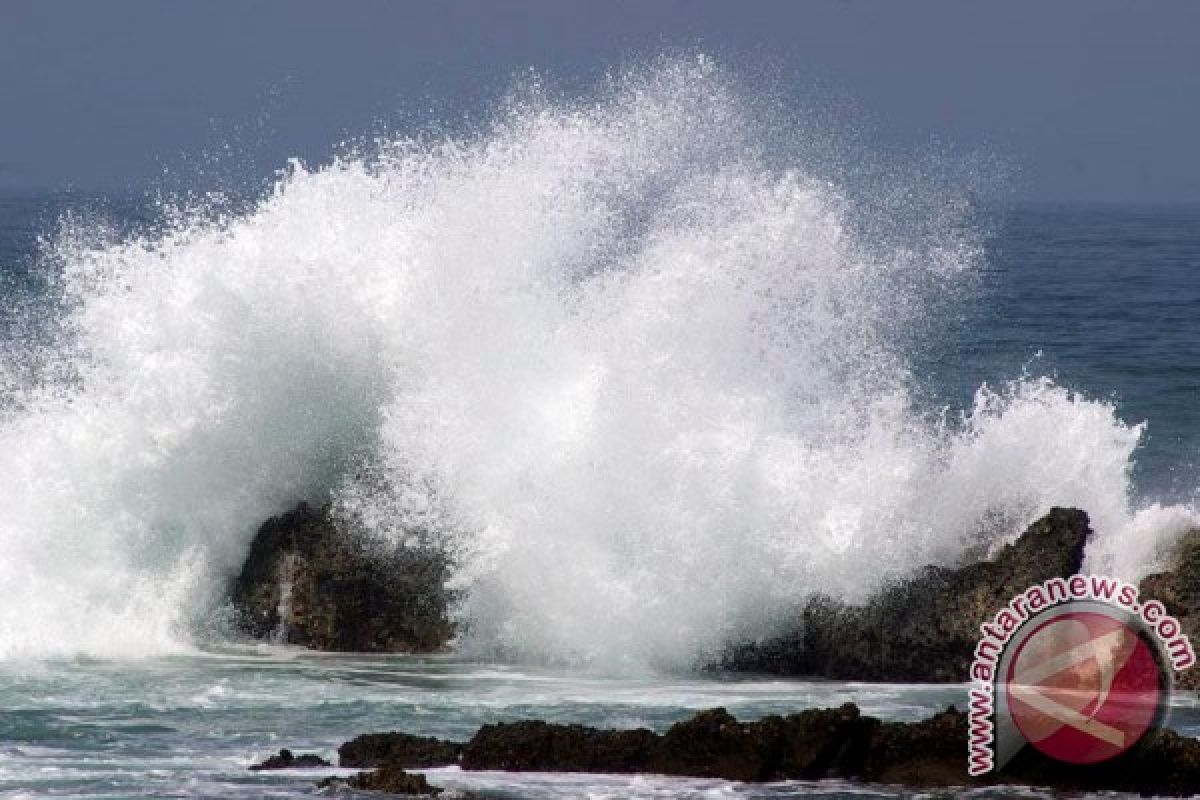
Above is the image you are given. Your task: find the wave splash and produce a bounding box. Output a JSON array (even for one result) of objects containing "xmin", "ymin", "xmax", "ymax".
[{"xmin": 0, "ymin": 58, "xmax": 1192, "ymax": 666}]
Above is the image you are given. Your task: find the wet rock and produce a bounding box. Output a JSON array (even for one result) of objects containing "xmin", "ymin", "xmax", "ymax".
[
  {"xmin": 767, "ymin": 703, "xmax": 875, "ymax": 779},
  {"xmin": 457, "ymin": 708, "xmax": 871, "ymax": 781},
  {"xmin": 341, "ymin": 704, "xmax": 1200, "ymax": 794},
  {"xmin": 860, "ymin": 706, "xmax": 967, "ymax": 786},
  {"xmin": 343, "ymin": 765, "xmax": 441, "ymax": 794},
  {"xmin": 650, "ymin": 707, "xmax": 775, "ymax": 781},
  {"xmin": 724, "ymin": 507, "xmax": 1092, "ymax": 681},
  {"xmin": 461, "ymin": 719, "xmax": 658, "ymax": 773},
  {"xmin": 1140, "ymin": 528, "xmax": 1200, "ymax": 690},
  {"xmin": 231, "ymin": 502, "xmax": 454, "ymax": 652},
  {"xmin": 248, "ymin": 748, "xmax": 330, "ymax": 770},
  {"xmin": 339, "ymin": 731, "xmax": 463, "ymax": 768}
]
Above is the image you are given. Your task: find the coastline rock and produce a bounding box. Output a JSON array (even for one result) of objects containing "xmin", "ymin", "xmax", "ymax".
[
  {"xmin": 461, "ymin": 719, "xmax": 658, "ymax": 773},
  {"xmin": 859, "ymin": 707, "xmax": 966, "ymax": 786},
  {"xmin": 231, "ymin": 502, "xmax": 454, "ymax": 652},
  {"xmin": 341, "ymin": 704, "xmax": 1200, "ymax": 794},
  {"xmin": 1139, "ymin": 528, "xmax": 1200, "ymax": 690},
  {"xmin": 651, "ymin": 707, "xmax": 778, "ymax": 780},
  {"xmin": 346, "ymin": 765, "xmax": 442, "ymax": 795},
  {"xmin": 339, "ymin": 731, "xmax": 462, "ymax": 768},
  {"xmin": 724, "ymin": 507, "xmax": 1091, "ymax": 681},
  {"xmin": 766, "ymin": 703, "xmax": 874, "ymax": 779},
  {"xmin": 318, "ymin": 766, "xmax": 441, "ymax": 795},
  {"xmin": 248, "ymin": 748, "xmax": 330, "ymax": 770}
]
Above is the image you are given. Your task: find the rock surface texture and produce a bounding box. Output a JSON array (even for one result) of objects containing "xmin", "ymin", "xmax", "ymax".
[
  {"xmin": 247, "ymin": 748, "xmax": 330, "ymax": 771},
  {"xmin": 724, "ymin": 507, "xmax": 1092, "ymax": 681},
  {"xmin": 331, "ymin": 704, "xmax": 1200, "ymax": 795},
  {"xmin": 231, "ymin": 502, "xmax": 453, "ymax": 652},
  {"xmin": 1140, "ymin": 528, "xmax": 1200, "ymax": 690}
]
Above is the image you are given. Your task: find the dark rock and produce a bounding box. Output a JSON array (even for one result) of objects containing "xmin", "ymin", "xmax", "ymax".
[
  {"xmin": 1140, "ymin": 528, "xmax": 1200, "ymax": 690},
  {"xmin": 457, "ymin": 708, "xmax": 871, "ymax": 782},
  {"xmin": 248, "ymin": 748, "xmax": 330, "ymax": 770},
  {"xmin": 461, "ymin": 719, "xmax": 659, "ymax": 773},
  {"xmin": 231, "ymin": 502, "xmax": 454, "ymax": 652},
  {"xmin": 339, "ymin": 731, "xmax": 462, "ymax": 768},
  {"xmin": 650, "ymin": 707, "xmax": 775, "ymax": 781},
  {"xmin": 860, "ymin": 706, "xmax": 968, "ymax": 787},
  {"xmin": 345, "ymin": 764, "xmax": 441, "ymax": 794},
  {"xmin": 341, "ymin": 704, "xmax": 1200, "ymax": 794},
  {"xmin": 769, "ymin": 703, "xmax": 876, "ymax": 779},
  {"xmin": 724, "ymin": 507, "xmax": 1092, "ymax": 681}
]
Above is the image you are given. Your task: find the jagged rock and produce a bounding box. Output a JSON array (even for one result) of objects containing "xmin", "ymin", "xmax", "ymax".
[
  {"xmin": 248, "ymin": 748, "xmax": 330, "ymax": 770},
  {"xmin": 1140, "ymin": 529, "xmax": 1200, "ymax": 690},
  {"xmin": 461, "ymin": 719, "xmax": 658, "ymax": 773},
  {"xmin": 231, "ymin": 502, "xmax": 454, "ymax": 652},
  {"xmin": 860, "ymin": 707, "xmax": 966, "ymax": 786},
  {"xmin": 342, "ymin": 704, "xmax": 1200, "ymax": 794},
  {"xmin": 769, "ymin": 703, "xmax": 875, "ymax": 779},
  {"xmin": 650, "ymin": 708, "xmax": 776, "ymax": 780},
  {"xmin": 724, "ymin": 507, "xmax": 1092, "ymax": 681},
  {"xmin": 331, "ymin": 765, "xmax": 442, "ymax": 794},
  {"xmin": 339, "ymin": 731, "xmax": 462, "ymax": 768},
  {"xmin": 457, "ymin": 708, "xmax": 870, "ymax": 781}
]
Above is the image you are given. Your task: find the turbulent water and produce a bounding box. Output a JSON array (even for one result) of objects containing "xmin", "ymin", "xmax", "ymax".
[
  {"xmin": 0, "ymin": 650, "xmax": 1198, "ymax": 798},
  {"xmin": 0, "ymin": 649, "xmax": 1093, "ymax": 798},
  {"xmin": 2, "ymin": 59, "xmax": 1200, "ymax": 797}
]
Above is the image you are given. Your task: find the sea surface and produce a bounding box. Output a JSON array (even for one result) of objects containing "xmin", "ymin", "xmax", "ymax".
[
  {"xmin": 4, "ymin": 64, "xmax": 1200, "ymax": 798},
  {"xmin": 1, "ymin": 647, "xmax": 1198, "ymax": 799}
]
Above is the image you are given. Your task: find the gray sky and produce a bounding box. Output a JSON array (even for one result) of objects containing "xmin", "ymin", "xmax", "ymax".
[{"xmin": 1, "ymin": 0, "xmax": 1198, "ymax": 203}]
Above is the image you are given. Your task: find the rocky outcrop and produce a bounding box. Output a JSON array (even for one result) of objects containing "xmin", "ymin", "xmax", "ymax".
[
  {"xmin": 333, "ymin": 704, "xmax": 1200, "ymax": 794},
  {"xmin": 318, "ymin": 766, "xmax": 441, "ymax": 795},
  {"xmin": 344, "ymin": 765, "xmax": 441, "ymax": 795},
  {"xmin": 248, "ymin": 748, "xmax": 330, "ymax": 770},
  {"xmin": 231, "ymin": 503, "xmax": 454, "ymax": 653},
  {"xmin": 458, "ymin": 704, "xmax": 886, "ymax": 782},
  {"xmin": 339, "ymin": 731, "xmax": 462, "ymax": 769},
  {"xmin": 1140, "ymin": 529, "xmax": 1200, "ymax": 690},
  {"xmin": 461, "ymin": 720, "xmax": 659, "ymax": 774},
  {"xmin": 723, "ymin": 507, "xmax": 1091, "ymax": 681}
]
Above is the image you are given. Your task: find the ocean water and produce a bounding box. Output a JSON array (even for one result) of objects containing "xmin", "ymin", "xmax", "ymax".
[{"xmin": 2, "ymin": 61, "xmax": 1200, "ymax": 796}]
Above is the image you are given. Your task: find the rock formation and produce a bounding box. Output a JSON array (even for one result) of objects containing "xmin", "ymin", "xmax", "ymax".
[
  {"xmin": 1140, "ymin": 528, "xmax": 1200, "ymax": 690},
  {"xmin": 248, "ymin": 748, "xmax": 330, "ymax": 770},
  {"xmin": 331, "ymin": 703, "xmax": 1200, "ymax": 795},
  {"xmin": 230, "ymin": 502, "xmax": 454, "ymax": 652},
  {"xmin": 723, "ymin": 507, "xmax": 1092, "ymax": 681}
]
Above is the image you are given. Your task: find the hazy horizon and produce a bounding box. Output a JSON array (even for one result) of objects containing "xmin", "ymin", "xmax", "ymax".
[{"xmin": 2, "ymin": 0, "xmax": 1199, "ymax": 204}]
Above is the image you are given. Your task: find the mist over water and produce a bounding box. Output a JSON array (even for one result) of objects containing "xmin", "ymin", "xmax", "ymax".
[{"xmin": 0, "ymin": 59, "xmax": 1194, "ymax": 668}]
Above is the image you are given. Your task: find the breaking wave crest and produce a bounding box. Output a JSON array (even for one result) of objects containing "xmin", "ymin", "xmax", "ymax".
[{"xmin": 0, "ymin": 58, "xmax": 1192, "ymax": 666}]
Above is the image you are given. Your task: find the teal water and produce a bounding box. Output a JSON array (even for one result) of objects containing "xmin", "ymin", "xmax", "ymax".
[
  {"xmin": 1, "ymin": 648, "xmax": 1198, "ymax": 798},
  {"xmin": 0, "ymin": 649, "xmax": 971, "ymax": 798}
]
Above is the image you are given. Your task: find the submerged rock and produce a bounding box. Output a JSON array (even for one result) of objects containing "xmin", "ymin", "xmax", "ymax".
[
  {"xmin": 346, "ymin": 764, "xmax": 442, "ymax": 795},
  {"xmin": 723, "ymin": 507, "xmax": 1092, "ymax": 681},
  {"xmin": 318, "ymin": 765, "xmax": 442, "ymax": 795},
  {"xmin": 231, "ymin": 502, "xmax": 454, "ymax": 652},
  {"xmin": 248, "ymin": 748, "xmax": 330, "ymax": 770}
]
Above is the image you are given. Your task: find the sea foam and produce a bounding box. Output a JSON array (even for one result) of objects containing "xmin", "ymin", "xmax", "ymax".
[{"xmin": 0, "ymin": 58, "xmax": 1192, "ymax": 666}]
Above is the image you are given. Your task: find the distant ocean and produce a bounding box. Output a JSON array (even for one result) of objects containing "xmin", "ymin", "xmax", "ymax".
[{"xmin": 1, "ymin": 61, "xmax": 1198, "ymax": 797}]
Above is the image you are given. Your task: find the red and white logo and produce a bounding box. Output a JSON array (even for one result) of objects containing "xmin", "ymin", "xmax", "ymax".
[
  {"xmin": 967, "ymin": 575, "xmax": 1192, "ymax": 776},
  {"xmin": 1005, "ymin": 610, "xmax": 1164, "ymax": 764}
]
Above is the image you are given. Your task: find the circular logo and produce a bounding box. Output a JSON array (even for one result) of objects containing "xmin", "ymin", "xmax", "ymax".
[{"xmin": 1005, "ymin": 609, "xmax": 1166, "ymax": 764}]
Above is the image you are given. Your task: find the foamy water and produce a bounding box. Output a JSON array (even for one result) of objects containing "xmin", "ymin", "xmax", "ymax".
[{"xmin": 0, "ymin": 58, "xmax": 1193, "ymax": 667}]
